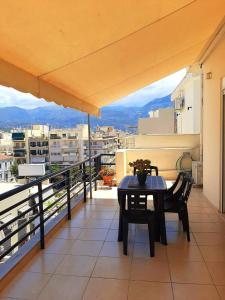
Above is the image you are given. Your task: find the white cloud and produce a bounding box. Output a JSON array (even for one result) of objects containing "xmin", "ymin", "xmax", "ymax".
[
  {"xmin": 110, "ymin": 68, "xmax": 187, "ymax": 107},
  {"xmin": 0, "ymin": 85, "xmax": 54, "ymax": 109}
]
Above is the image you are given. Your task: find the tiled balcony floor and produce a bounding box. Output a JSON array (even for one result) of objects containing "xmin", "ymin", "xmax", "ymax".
[{"xmin": 1, "ymin": 186, "xmax": 225, "ymax": 299}]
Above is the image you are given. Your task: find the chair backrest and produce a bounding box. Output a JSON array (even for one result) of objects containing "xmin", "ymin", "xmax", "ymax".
[
  {"xmin": 133, "ymin": 165, "xmax": 158, "ymax": 176},
  {"xmin": 127, "ymin": 194, "xmax": 148, "ymax": 212},
  {"xmin": 183, "ymin": 176, "xmax": 193, "ymax": 203},
  {"xmin": 167, "ymin": 172, "xmax": 186, "ymax": 195},
  {"xmin": 173, "ymin": 175, "xmax": 193, "ymax": 204}
]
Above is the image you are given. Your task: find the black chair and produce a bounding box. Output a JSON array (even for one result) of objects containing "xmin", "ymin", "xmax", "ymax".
[
  {"xmin": 122, "ymin": 194, "xmax": 155, "ymax": 256},
  {"xmin": 163, "ymin": 173, "xmax": 193, "ymax": 241},
  {"xmin": 133, "ymin": 165, "xmax": 159, "ymax": 176}
]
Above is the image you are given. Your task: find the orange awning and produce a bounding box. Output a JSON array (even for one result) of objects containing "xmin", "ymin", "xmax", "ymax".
[{"xmin": 0, "ymin": 0, "xmax": 224, "ymax": 115}]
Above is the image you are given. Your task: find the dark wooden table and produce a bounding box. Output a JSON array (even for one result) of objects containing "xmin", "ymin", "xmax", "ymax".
[{"xmin": 117, "ymin": 175, "xmax": 168, "ymax": 245}]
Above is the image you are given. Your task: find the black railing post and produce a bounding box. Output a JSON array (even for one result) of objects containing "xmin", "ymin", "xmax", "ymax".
[
  {"xmin": 66, "ymin": 170, "xmax": 71, "ymax": 220},
  {"xmin": 83, "ymin": 162, "xmax": 87, "ymax": 202},
  {"xmin": 94, "ymin": 157, "xmax": 98, "ymax": 191},
  {"xmin": 37, "ymin": 182, "xmax": 45, "ymax": 249}
]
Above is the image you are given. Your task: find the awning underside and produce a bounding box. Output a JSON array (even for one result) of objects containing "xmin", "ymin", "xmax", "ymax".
[{"xmin": 0, "ymin": 0, "xmax": 225, "ymax": 115}]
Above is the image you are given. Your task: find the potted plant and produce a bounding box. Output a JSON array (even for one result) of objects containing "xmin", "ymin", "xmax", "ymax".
[
  {"xmin": 99, "ymin": 167, "xmax": 115, "ymax": 185},
  {"xmin": 129, "ymin": 159, "xmax": 151, "ymax": 185}
]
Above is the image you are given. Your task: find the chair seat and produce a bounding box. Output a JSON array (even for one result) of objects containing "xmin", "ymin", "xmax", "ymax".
[{"xmin": 163, "ymin": 198, "xmax": 186, "ymax": 212}]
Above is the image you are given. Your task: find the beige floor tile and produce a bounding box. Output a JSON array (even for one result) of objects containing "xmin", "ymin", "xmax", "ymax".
[
  {"xmin": 65, "ymin": 216, "xmax": 89, "ymax": 228},
  {"xmin": 189, "ymin": 206, "xmax": 218, "ymax": 214},
  {"xmin": 22, "ymin": 252, "xmax": 65, "ymax": 273},
  {"xmin": 207, "ymin": 262, "xmax": 225, "ymax": 285},
  {"xmin": 189, "ymin": 213, "xmax": 223, "ymax": 223},
  {"xmin": 131, "ymin": 258, "xmax": 170, "ymax": 282},
  {"xmin": 53, "ymin": 227, "xmax": 82, "ymax": 239},
  {"xmin": 84, "ymin": 218, "xmax": 112, "ymax": 229},
  {"xmin": 85, "ymin": 204, "xmax": 118, "ymax": 212},
  {"xmin": 188, "ymin": 200, "xmax": 214, "ymax": 208},
  {"xmin": 133, "ymin": 243, "xmax": 167, "ymax": 261},
  {"xmin": 166, "ymin": 231, "xmax": 196, "ymax": 245},
  {"xmin": 193, "ymin": 232, "xmax": 225, "ymax": 245},
  {"xmin": 170, "ymin": 261, "xmax": 212, "ymax": 284},
  {"xmin": 199, "ymin": 245, "xmax": 225, "ymax": 262},
  {"xmin": 70, "ymin": 240, "xmax": 103, "ymax": 256},
  {"xmin": 83, "ymin": 278, "xmax": 128, "ymax": 300},
  {"xmin": 110, "ymin": 218, "xmax": 119, "ymax": 229},
  {"xmin": 190, "ymin": 222, "xmax": 225, "ymax": 233},
  {"xmin": 128, "ymin": 281, "xmax": 173, "ymax": 300},
  {"xmin": 78, "ymin": 228, "xmax": 108, "ymax": 241},
  {"xmin": 45, "ymin": 238, "xmax": 75, "ymax": 254},
  {"xmin": 166, "ymin": 221, "xmax": 183, "ymax": 232},
  {"xmin": 216, "ymin": 285, "xmax": 225, "ymax": 299},
  {"xmin": 106, "ymin": 229, "xmax": 119, "ymax": 241},
  {"xmin": 55, "ymin": 255, "xmax": 96, "ymax": 276},
  {"xmin": 99, "ymin": 241, "xmax": 130, "ymax": 257},
  {"xmin": 167, "ymin": 245, "xmax": 203, "ymax": 262},
  {"xmin": 92, "ymin": 256, "xmax": 131, "ymax": 279},
  {"xmin": 165, "ymin": 213, "xmax": 179, "ymax": 221},
  {"xmin": 89, "ymin": 211, "xmax": 116, "ymax": 219},
  {"xmin": 0, "ymin": 272, "xmax": 51, "ymax": 300},
  {"xmin": 37, "ymin": 275, "xmax": 89, "ymax": 300},
  {"xmin": 173, "ymin": 283, "xmax": 220, "ymax": 300}
]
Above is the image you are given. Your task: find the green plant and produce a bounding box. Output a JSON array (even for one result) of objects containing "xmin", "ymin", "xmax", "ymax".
[
  {"xmin": 10, "ymin": 161, "xmax": 18, "ymax": 176},
  {"xmin": 129, "ymin": 159, "xmax": 151, "ymax": 174},
  {"xmin": 99, "ymin": 167, "xmax": 115, "ymax": 178}
]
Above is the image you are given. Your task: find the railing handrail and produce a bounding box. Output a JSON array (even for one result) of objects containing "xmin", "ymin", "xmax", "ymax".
[{"xmin": 0, "ymin": 153, "xmax": 100, "ymax": 201}]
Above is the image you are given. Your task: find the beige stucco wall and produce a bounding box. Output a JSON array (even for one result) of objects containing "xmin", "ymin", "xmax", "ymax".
[
  {"xmin": 202, "ymin": 32, "xmax": 225, "ymax": 210},
  {"xmin": 138, "ymin": 108, "xmax": 175, "ymax": 134},
  {"xmin": 116, "ymin": 134, "xmax": 200, "ymax": 183}
]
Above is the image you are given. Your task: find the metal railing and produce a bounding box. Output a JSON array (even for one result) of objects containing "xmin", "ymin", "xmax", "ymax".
[{"xmin": 0, "ymin": 153, "xmax": 115, "ymax": 263}]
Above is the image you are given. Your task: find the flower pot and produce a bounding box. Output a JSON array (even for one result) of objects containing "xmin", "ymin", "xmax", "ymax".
[
  {"xmin": 103, "ymin": 175, "xmax": 113, "ymax": 186},
  {"xmin": 137, "ymin": 172, "xmax": 147, "ymax": 186}
]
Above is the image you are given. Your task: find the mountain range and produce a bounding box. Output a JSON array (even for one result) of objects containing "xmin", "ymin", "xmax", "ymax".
[{"xmin": 0, "ymin": 95, "xmax": 172, "ymax": 131}]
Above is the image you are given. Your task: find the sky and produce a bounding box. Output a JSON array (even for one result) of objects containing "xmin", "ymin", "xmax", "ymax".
[{"xmin": 0, "ymin": 68, "xmax": 186, "ymax": 109}]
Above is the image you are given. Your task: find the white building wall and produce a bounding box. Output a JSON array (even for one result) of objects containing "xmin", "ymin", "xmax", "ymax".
[{"xmin": 172, "ymin": 74, "xmax": 202, "ymax": 134}]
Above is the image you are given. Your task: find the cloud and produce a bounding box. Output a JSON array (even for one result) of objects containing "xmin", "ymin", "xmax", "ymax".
[
  {"xmin": 110, "ymin": 68, "xmax": 186, "ymax": 107},
  {"xmin": 0, "ymin": 85, "xmax": 54, "ymax": 109}
]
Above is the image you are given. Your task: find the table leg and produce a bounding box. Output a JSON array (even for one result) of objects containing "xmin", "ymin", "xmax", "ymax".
[
  {"xmin": 153, "ymin": 195, "xmax": 160, "ymax": 242},
  {"xmin": 118, "ymin": 193, "xmax": 125, "ymax": 242},
  {"xmin": 158, "ymin": 193, "xmax": 167, "ymax": 245}
]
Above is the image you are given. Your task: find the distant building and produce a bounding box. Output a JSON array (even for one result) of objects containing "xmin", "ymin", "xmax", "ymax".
[
  {"xmin": 138, "ymin": 107, "xmax": 175, "ymax": 134},
  {"xmin": 171, "ymin": 72, "xmax": 202, "ymax": 134},
  {"xmin": 11, "ymin": 125, "xmax": 50, "ymax": 165},
  {"xmin": 0, "ymin": 154, "xmax": 13, "ymax": 182},
  {"xmin": 0, "ymin": 131, "xmax": 13, "ymax": 154},
  {"xmin": 49, "ymin": 125, "xmax": 88, "ymax": 165}
]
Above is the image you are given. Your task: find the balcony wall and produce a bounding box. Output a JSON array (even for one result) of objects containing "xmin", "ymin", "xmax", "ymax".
[
  {"xmin": 116, "ymin": 134, "xmax": 200, "ymax": 182},
  {"xmin": 202, "ymin": 32, "xmax": 225, "ymax": 211}
]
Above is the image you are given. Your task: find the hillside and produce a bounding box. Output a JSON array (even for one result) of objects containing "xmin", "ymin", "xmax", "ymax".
[{"xmin": 0, "ymin": 95, "xmax": 172, "ymax": 130}]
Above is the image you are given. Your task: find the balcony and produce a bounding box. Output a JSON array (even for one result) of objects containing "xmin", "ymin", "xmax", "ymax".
[{"xmin": 1, "ymin": 180, "xmax": 225, "ymax": 299}]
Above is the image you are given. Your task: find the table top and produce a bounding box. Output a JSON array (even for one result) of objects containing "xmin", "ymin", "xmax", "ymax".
[{"xmin": 118, "ymin": 175, "xmax": 167, "ymax": 192}]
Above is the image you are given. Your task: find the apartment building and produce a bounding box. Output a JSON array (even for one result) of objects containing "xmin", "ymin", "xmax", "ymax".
[
  {"xmin": 49, "ymin": 125, "xmax": 88, "ymax": 165},
  {"xmin": 12, "ymin": 125, "xmax": 50, "ymax": 165},
  {"xmin": 0, "ymin": 155, "xmax": 13, "ymax": 182},
  {"xmin": 28, "ymin": 137, "xmax": 49, "ymax": 164},
  {"xmin": 11, "ymin": 131, "xmax": 27, "ymax": 164},
  {"xmin": 171, "ymin": 72, "xmax": 202, "ymax": 134},
  {"xmin": 0, "ymin": 131, "xmax": 13, "ymax": 154}
]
